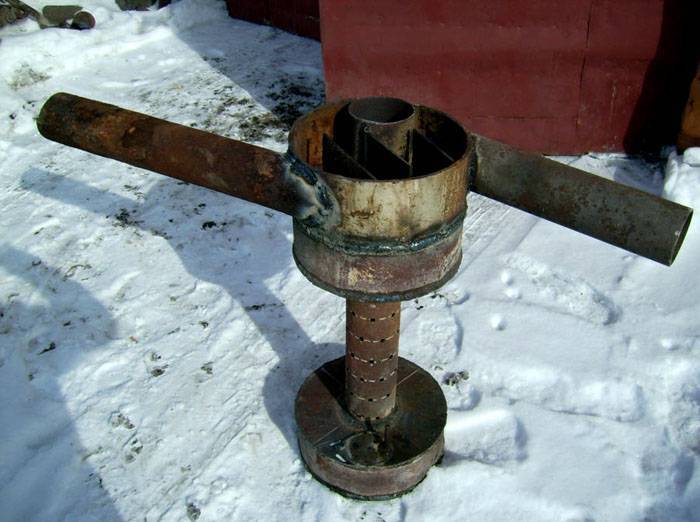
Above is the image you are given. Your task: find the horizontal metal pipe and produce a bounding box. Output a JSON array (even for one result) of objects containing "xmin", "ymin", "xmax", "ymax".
[
  {"xmin": 37, "ymin": 93, "xmax": 338, "ymax": 228},
  {"xmin": 469, "ymin": 134, "xmax": 693, "ymax": 266}
]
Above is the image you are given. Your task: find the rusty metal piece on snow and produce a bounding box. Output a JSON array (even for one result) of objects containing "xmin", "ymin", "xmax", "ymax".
[
  {"xmin": 37, "ymin": 93, "xmax": 338, "ymax": 229},
  {"xmin": 469, "ymin": 135, "xmax": 693, "ymax": 266},
  {"xmin": 289, "ymin": 98, "xmax": 468, "ymax": 302},
  {"xmin": 289, "ymin": 98, "xmax": 465, "ymax": 496},
  {"xmin": 5, "ymin": 0, "xmax": 94, "ymax": 29},
  {"xmin": 36, "ymin": 92, "xmax": 694, "ymax": 500},
  {"xmin": 295, "ymin": 354, "xmax": 446, "ymax": 499}
]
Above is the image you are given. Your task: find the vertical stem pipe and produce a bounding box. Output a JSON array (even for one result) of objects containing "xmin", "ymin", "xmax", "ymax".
[{"xmin": 345, "ymin": 300, "xmax": 401, "ymax": 420}]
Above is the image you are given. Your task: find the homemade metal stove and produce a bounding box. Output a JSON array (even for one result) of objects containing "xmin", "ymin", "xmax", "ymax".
[{"xmin": 38, "ymin": 93, "xmax": 692, "ymax": 499}]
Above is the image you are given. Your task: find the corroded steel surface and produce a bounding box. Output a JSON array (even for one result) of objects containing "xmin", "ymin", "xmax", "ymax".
[
  {"xmin": 288, "ymin": 99, "xmax": 469, "ymax": 301},
  {"xmin": 345, "ymin": 301, "xmax": 401, "ymax": 420},
  {"xmin": 469, "ymin": 134, "xmax": 693, "ymax": 266},
  {"xmin": 289, "ymin": 101, "xmax": 469, "ymax": 239},
  {"xmin": 293, "ymin": 221, "xmax": 462, "ymax": 301},
  {"xmin": 323, "ymin": 164, "xmax": 467, "ymax": 240},
  {"xmin": 295, "ymin": 356, "xmax": 446, "ymax": 499},
  {"xmin": 37, "ymin": 92, "xmax": 338, "ymax": 227},
  {"xmin": 36, "ymin": 91, "xmax": 696, "ymax": 502}
]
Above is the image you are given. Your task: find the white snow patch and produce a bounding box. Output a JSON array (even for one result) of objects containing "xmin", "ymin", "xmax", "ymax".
[{"xmin": 445, "ymin": 408, "xmax": 526, "ymax": 464}]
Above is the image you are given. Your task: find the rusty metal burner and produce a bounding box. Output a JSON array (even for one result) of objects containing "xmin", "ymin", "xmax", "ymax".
[{"xmin": 37, "ymin": 93, "xmax": 693, "ymax": 499}]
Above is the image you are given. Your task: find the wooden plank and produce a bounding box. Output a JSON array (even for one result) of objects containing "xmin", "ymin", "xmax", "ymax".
[{"xmin": 678, "ymin": 66, "xmax": 700, "ymax": 152}]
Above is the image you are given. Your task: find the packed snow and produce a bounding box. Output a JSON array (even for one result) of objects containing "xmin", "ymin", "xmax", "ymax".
[{"xmin": 1, "ymin": 2, "xmax": 699, "ymax": 521}]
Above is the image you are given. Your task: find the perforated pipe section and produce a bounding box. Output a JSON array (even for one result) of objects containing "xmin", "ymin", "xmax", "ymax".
[{"xmin": 345, "ymin": 300, "xmax": 401, "ymax": 420}]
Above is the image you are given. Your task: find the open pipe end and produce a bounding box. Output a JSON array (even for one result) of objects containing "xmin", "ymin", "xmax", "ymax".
[
  {"xmin": 37, "ymin": 92, "xmax": 72, "ymax": 142},
  {"xmin": 667, "ymin": 206, "xmax": 693, "ymax": 266},
  {"xmin": 348, "ymin": 97, "xmax": 415, "ymax": 125}
]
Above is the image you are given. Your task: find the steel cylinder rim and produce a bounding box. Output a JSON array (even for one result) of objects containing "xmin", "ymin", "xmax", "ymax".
[
  {"xmin": 348, "ymin": 96, "xmax": 416, "ymax": 126},
  {"xmin": 288, "ymin": 100, "xmax": 471, "ymax": 183},
  {"xmin": 668, "ymin": 207, "xmax": 693, "ymax": 264}
]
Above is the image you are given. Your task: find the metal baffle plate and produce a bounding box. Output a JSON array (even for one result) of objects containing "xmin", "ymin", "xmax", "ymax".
[{"xmin": 295, "ymin": 357, "xmax": 447, "ymax": 499}]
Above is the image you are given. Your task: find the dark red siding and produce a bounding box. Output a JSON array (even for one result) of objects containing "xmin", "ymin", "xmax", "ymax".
[
  {"xmin": 320, "ymin": 0, "xmax": 698, "ymax": 153},
  {"xmin": 226, "ymin": 0, "xmax": 320, "ymax": 40}
]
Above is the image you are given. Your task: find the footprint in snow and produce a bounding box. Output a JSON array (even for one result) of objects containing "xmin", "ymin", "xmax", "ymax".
[
  {"xmin": 636, "ymin": 434, "xmax": 695, "ymax": 521},
  {"xmin": 443, "ymin": 381, "xmax": 482, "ymax": 411},
  {"xmin": 443, "ymin": 409, "xmax": 526, "ymax": 465},
  {"xmin": 500, "ymin": 269, "xmax": 521, "ymax": 300},
  {"xmin": 665, "ymin": 362, "xmax": 700, "ymax": 455},
  {"xmin": 478, "ymin": 364, "xmax": 646, "ymax": 422},
  {"xmin": 503, "ymin": 253, "xmax": 619, "ymax": 325},
  {"xmin": 403, "ymin": 309, "xmax": 461, "ymax": 365},
  {"xmin": 489, "ymin": 314, "xmax": 506, "ymax": 331}
]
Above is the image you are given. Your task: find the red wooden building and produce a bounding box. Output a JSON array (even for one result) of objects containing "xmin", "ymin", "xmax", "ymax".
[{"xmin": 227, "ymin": 0, "xmax": 698, "ymax": 154}]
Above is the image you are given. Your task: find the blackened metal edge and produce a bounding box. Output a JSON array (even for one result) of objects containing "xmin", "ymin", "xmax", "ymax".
[
  {"xmin": 293, "ymin": 209, "xmax": 467, "ymax": 256},
  {"xmin": 297, "ymin": 436, "xmax": 444, "ymax": 501}
]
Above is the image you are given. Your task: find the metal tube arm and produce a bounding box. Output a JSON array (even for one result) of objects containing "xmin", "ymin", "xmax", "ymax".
[
  {"xmin": 37, "ymin": 93, "xmax": 339, "ymax": 229},
  {"xmin": 469, "ymin": 134, "xmax": 693, "ymax": 266}
]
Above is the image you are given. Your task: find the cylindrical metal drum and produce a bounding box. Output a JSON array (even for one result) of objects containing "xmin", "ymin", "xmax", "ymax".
[{"xmin": 288, "ymin": 98, "xmax": 470, "ymax": 301}]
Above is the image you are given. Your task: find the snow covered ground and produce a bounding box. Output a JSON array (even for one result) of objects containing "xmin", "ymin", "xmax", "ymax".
[{"xmin": 1, "ymin": 1, "xmax": 699, "ymax": 521}]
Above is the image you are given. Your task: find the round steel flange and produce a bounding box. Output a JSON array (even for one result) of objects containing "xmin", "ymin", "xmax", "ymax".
[{"xmin": 295, "ymin": 357, "xmax": 447, "ymax": 499}]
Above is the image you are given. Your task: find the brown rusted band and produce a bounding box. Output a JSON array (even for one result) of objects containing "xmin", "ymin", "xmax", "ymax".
[{"xmin": 345, "ymin": 300, "xmax": 400, "ymax": 420}]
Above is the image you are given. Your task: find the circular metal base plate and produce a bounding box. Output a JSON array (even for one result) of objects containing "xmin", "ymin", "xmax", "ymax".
[{"xmin": 295, "ymin": 357, "xmax": 447, "ymax": 499}]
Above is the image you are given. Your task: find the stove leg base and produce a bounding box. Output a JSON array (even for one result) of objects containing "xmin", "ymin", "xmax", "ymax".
[{"xmin": 295, "ymin": 357, "xmax": 447, "ymax": 499}]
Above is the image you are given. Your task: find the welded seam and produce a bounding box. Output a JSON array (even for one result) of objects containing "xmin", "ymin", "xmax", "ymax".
[
  {"xmin": 396, "ymin": 369, "xmax": 418, "ymax": 387},
  {"xmin": 294, "ymin": 209, "xmax": 466, "ymax": 256},
  {"xmin": 284, "ymin": 150, "xmax": 340, "ymax": 230}
]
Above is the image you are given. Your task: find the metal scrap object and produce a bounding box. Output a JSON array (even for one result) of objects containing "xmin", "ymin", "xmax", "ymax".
[
  {"xmin": 5, "ymin": 0, "xmax": 94, "ymax": 29},
  {"xmin": 35, "ymin": 92, "xmax": 694, "ymax": 500}
]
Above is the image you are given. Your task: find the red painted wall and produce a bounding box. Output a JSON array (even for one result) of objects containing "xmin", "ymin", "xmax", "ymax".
[
  {"xmin": 320, "ymin": 0, "xmax": 698, "ymax": 154},
  {"xmin": 226, "ymin": 0, "xmax": 320, "ymax": 40}
]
